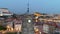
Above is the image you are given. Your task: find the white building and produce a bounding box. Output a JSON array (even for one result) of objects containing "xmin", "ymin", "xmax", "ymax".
[
  {"xmin": 13, "ymin": 19, "xmax": 22, "ymax": 32},
  {"xmin": 0, "ymin": 8, "xmax": 13, "ymax": 16},
  {"xmin": 43, "ymin": 24, "xmax": 49, "ymax": 33}
]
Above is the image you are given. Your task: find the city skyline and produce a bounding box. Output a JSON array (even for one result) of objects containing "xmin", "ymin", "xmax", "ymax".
[{"xmin": 0, "ymin": 0, "xmax": 60, "ymax": 14}]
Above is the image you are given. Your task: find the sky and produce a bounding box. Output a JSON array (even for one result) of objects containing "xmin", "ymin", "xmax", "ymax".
[{"xmin": 0, "ymin": 0, "xmax": 60, "ymax": 14}]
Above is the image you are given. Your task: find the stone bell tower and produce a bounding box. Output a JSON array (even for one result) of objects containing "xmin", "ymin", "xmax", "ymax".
[{"xmin": 22, "ymin": 15, "xmax": 34, "ymax": 34}]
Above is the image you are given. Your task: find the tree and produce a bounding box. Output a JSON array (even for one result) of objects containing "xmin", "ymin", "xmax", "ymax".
[{"xmin": 0, "ymin": 26, "xmax": 7, "ymax": 30}]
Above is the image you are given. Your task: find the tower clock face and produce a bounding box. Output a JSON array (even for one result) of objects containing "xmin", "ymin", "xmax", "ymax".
[{"xmin": 28, "ymin": 19, "xmax": 31, "ymax": 23}]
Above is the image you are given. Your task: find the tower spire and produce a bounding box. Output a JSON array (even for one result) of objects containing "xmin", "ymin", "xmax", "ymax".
[{"xmin": 27, "ymin": 0, "xmax": 29, "ymax": 14}]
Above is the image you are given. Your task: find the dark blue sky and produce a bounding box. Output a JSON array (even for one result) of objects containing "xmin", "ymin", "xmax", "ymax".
[{"xmin": 0, "ymin": 0, "xmax": 60, "ymax": 14}]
